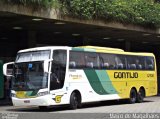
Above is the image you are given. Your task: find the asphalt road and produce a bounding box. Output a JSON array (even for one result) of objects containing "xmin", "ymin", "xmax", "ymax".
[{"xmin": 0, "ymin": 96, "xmax": 160, "ymax": 119}]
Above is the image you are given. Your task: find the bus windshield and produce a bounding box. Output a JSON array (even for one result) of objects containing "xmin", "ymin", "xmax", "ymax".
[
  {"xmin": 16, "ymin": 50, "xmax": 50, "ymax": 63},
  {"xmin": 12, "ymin": 61, "xmax": 48, "ymax": 91}
]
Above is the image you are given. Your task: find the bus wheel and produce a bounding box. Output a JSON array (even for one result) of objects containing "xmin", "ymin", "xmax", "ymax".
[
  {"xmin": 70, "ymin": 92, "xmax": 79, "ymax": 110},
  {"xmin": 128, "ymin": 88, "xmax": 137, "ymax": 104},
  {"xmin": 137, "ymin": 88, "xmax": 145, "ymax": 103}
]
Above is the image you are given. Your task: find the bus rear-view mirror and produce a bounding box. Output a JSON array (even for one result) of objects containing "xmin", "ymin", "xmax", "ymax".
[{"xmin": 3, "ymin": 62, "xmax": 14, "ymax": 77}]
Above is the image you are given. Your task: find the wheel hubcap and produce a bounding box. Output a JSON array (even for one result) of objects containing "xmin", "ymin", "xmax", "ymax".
[
  {"xmin": 131, "ymin": 92, "xmax": 136, "ymax": 102},
  {"xmin": 74, "ymin": 96, "xmax": 78, "ymax": 106}
]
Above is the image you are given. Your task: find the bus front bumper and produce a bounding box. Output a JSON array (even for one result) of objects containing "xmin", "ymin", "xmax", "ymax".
[{"xmin": 12, "ymin": 95, "xmax": 58, "ymax": 107}]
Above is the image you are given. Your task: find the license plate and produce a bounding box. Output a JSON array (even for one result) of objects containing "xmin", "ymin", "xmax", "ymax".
[{"xmin": 24, "ymin": 100, "xmax": 30, "ymax": 103}]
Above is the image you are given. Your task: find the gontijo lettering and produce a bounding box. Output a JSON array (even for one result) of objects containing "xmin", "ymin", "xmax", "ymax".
[{"xmin": 114, "ymin": 72, "xmax": 138, "ymax": 78}]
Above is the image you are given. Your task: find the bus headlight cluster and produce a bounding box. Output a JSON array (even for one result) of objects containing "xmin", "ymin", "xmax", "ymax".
[
  {"xmin": 37, "ymin": 91, "xmax": 49, "ymax": 97},
  {"xmin": 11, "ymin": 93, "xmax": 16, "ymax": 97}
]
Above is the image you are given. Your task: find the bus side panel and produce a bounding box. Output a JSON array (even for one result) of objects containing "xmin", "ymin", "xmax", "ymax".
[
  {"xmin": 107, "ymin": 70, "xmax": 157, "ymax": 99},
  {"xmin": 67, "ymin": 69, "xmax": 157, "ymax": 103},
  {"xmin": 68, "ymin": 69, "xmax": 121, "ymax": 103}
]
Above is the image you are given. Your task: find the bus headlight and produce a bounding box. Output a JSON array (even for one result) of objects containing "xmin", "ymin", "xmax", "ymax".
[
  {"xmin": 37, "ymin": 91, "xmax": 49, "ymax": 97},
  {"xmin": 11, "ymin": 93, "xmax": 16, "ymax": 97}
]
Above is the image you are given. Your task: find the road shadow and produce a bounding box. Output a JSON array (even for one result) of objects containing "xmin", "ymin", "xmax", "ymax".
[
  {"xmin": 0, "ymin": 99, "xmax": 13, "ymax": 107},
  {"xmin": 6, "ymin": 99, "xmax": 154, "ymax": 112}
]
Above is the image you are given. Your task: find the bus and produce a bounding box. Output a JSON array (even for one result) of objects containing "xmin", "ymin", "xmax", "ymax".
[{"xmin": 3, "ymin": 46, "xmax": 157, "ymax": 109}]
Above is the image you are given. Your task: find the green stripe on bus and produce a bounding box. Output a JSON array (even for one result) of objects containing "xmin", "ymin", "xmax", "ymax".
[
  {"xmin": 84, "ymin": 48, "xmax": 96, "ymax": 52},
  {"xmin": 84, "ymin": 70, "xmax": 109, "ymax": 95},
  {"xmin": 95, "ymin": 70, "xmax": 118, "ymax": 94},
  {"xmin": 72, "ymin": 48, "xmax": 96, "ymax": 52},
  {"xmin": 72, "ymin": 48, "xmax": 84, "ymax": 51}
]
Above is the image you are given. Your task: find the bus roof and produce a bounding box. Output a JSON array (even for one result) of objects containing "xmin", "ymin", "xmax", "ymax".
[
  {"xmin": 17, "ymin": 46, "xmax": 155, "ymax": 57},
  {"xmin": 77, "ymin": 46, "xmax": 124, "ymax": 52},
  {"xmin": 18, "ymin": 46, "xmax": 70, "ymax": 53},
  {"xmin": 74, "ymin": 46, "xmax": 154, "ymax": 57}
]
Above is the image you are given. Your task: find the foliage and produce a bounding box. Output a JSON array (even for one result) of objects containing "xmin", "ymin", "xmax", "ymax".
[
  {"xmin": 4, "ymin": 0, "xmax": 60, "ymax": 8},
  {"xmin": 3, "ymin": 0, "xmax": 160, "ymax": 28},
  {"xmin": 62, "ymin": 0, "xmax": 160, "ymax": 28}
]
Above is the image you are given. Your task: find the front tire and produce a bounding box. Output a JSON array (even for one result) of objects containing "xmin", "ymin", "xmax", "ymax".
[{"xmin": 70, "ymin": 92, "xmax": 79, "ymax": 110}]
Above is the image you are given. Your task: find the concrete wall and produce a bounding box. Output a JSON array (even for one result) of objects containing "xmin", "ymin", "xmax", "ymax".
[{"xmin": 0, "ymin": 1, "xmax": 160, "ymax": 34}]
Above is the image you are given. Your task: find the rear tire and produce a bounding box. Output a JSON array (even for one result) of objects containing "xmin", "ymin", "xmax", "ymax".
[
  {"xmin": 128, "ymin": 88, "xmax": 137, "ymax": 104},
  {"xmin": 70, "ymin": 92, "xmax": 79, "ymax": 110},
  {"xmin": 137, "ymin": 88, "xmax": 145, "ymax": 103}
]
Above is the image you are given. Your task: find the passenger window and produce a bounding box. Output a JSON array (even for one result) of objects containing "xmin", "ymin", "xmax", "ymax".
[
  {"xmin": 127, "ymin": 56, "xmax": 145, "ymax": 70},
  {"xmin": 146, "ymin": 57, "xmax": 154, "ymax": 70},
  {"xmin": 114, "ymin": 55, "xmax": 126, "ymax": 69},
  {"xmin": 50, "ymin": 50, "xmax": 67, "ymax": 90},
  {"xmin": 69, "ymin": 61, "xmax": 76, "ymax": 68},
  {"xmin": 99, "ymin": 53, "xmax": 116, "ymax": 69},
  {"xmin": 85, "ymin": 52, "xmax": 100, "ymax": 69},
  {"xmin": 69, "ymin": 51, "xmax": 85, "ymax": 69},
  {"xmin": 53, "ymin": 50, "xmax": 67, "ymax": 66}
]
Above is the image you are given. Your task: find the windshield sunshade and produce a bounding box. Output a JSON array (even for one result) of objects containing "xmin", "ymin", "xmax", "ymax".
[{"xmin": 16, "ymin": 50, "xmax": 50, "ymax": 62}]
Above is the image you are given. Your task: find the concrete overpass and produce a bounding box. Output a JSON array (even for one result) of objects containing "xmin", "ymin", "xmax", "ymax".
[{"xmin": 0, "ymin": 1, "xmax": 160, "ymax": 60}]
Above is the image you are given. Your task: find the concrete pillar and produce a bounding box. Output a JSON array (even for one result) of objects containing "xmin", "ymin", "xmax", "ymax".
[
  {"xmin": 125, "ymin": 41, "xmax": 131, "ymax": 51},
  {"xmin": 28, "ymin": 31, "xmax": 37, "ymax": 48}
]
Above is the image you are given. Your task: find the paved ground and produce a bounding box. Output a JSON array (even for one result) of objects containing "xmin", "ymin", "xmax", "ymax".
[{"xmin": 0, "ymin": 96, "xmax": 160, "ymax": 119}]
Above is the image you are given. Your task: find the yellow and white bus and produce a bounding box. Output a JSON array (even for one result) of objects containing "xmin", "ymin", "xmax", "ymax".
[{"xmin": 3, "ymin": 46, "xmax": 157, "ymax": 109}]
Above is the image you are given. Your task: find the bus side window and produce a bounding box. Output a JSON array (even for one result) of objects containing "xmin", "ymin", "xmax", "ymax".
[
  {"xmin": 135, "ymin": 57, "xmax": 145, "ymax": 70},
  {"xmin": 117, "ymin": 63, "xmax": 124, "ymax": 69},
  {"xmin": 114, "ymin": 55, "xmax": 126, "ymax": 70},
  {"xmin": 127, "ymin": 56, "xmax": 136, "ymax": 70},
  {"xmin": 127, "ymin": 56, "xmax": 145, "ymax": 70},
  {"xmin": 69, "ymin": 51, "xmax": 85, "ymax": 69},
  {"xmin": 86, "ymin": 62, "xmax": 94, "ymax": 68},
  {"xmin": 137, "ymin": 64, "xmax": 142, "ymax": 69},
  {"xmin": 50, "ymin": 50, "xmax": 67, "ymax": 90},
  {"xmin": 69, "ymin": 61, "xmax": 76, "ymax": 68},
  {"xmin": 146, "ymin": 57, "xmax": 154, "ymax": 70},
  {"xmin": 130, "ymin": 64, "xmax": 136, "ymax": 69},
  {"xmin": 85, "ymin": 52, "xmax": 99, "ymax": 69},
  {"xmin": 148, "ymin": 64, "xmax": 153, "ymax": 70},
  {"xmin": 99, "ymin": 53, "xmax": 115, "ymax": 69},
  {"xmin": 103, "ymin": 62, "xmax": 110, "ymax": 69}
]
